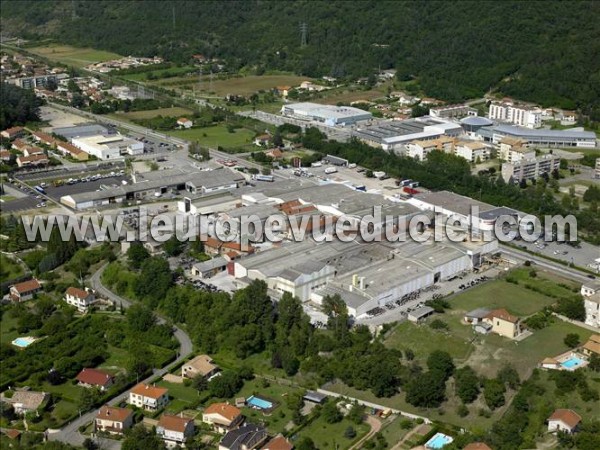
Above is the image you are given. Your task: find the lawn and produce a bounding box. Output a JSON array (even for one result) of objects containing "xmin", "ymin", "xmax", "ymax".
[
  {"xmin": 165, "ymin": 124, "xmax": 255, "ymax": 150},
  {"xmin": 295, "ymin": 413, "xmax": 370, "ymax": 450},
  {"xmin": 28, "ymin": 44, "xmax": 121, "ymax": 68},
  {"xmin": 0, "ymin": 254, "xmax": 25, "ymax": 283},
  {"xmin": 0, "ymin": 310, "xmax": 20, "ymax": 345},
  {"xmin": 156, "ymin": 380, "xmax": 200, "ymax": 414},
  {"xmin": 112, "ymin": 106, "xmax": 194, "ymax": 121}
]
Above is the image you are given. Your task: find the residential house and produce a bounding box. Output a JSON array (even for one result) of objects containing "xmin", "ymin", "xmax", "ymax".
[
  {"xmin": 0, "ymin": 150, "xmax": 11, "ymax": 162},
  {"xmin": 31, "ymin": 131, "xmax": 57, "ymax": 148},
  {"xmin": 182, "ymin": 354, "xmax": 220, "ymax": 379},
  {"xmin": 261, "ymin": 434, "xmax": 294, "ymax": 450},
  {"xmin": 464, "ymin": 308, "xmax": 492, "ymax": 325},
  {"xmin": 202, "ymin": 402, "xmax": 244, "ymax": 434},
  {"xmin": 254, "ymin": 134, "xmax": 271, "ymax": 147},
  {"xmin": 584, "ymin": 292, "xmax": 600, "ymax": 328},
  {"xmin": 463, "ymin": 444, "xmax": 492, "ymax": 450},
  {"xmin": 128, "ymin": 383, "xmax": 169, "ymax": 411},
  {"xmin": 266, "ymin": 148, "xmax": 283, "ymax": 159},
  {"xmin": 95, "ymin": 405, "xmax": 134, "ymax": 435},
  {"xmin": 540, "ymin": 357, "xmax": 560, "ymax": 370},
  {"xmin": 56, "ymin": 141, "xmax": 89, "ymax": 161},
  {"xmin": 1, "ymin": 126, "xmax": 24, "ymax": 140},
  {"xmin": 274, "ymin": 86, "xmax": 292, "ymax": 97},
  {"xmin": 76, "ymin": 368, "xmax": 114, "ymax": 391},
  {"xmin": 177, "ymin": 118, "xmax": 193, "ymax": 129},
  {"xmin": 547, "ymin": 409, "xmax": 581, "ymax": 434},
  {"xmin": 1, "ymin": 390, "xmax": 49, "ymax": 415},
  {"xmin": 11, "ymin": 139, "xmax": 29, "ymax": 152},
  {"xmin": 22, "ymin": 146, "xmax": 44, "ymax": 157},
  {"xmin": 16, "ymin": 154, "xmax": 49, "ymax": 168},
  {"xmin": 483, "ymin": 308, "xmax": 523, "ymax": 338},
  {"xmin": 581, "ymin": 334, "xmax": 600, "ymax": 358},
  {"xmin": 9, "ymin": 279, "xmax": 42, "ymax": 302},
  {"xmin": 65, "ymin": 286, "xmax": 96, "ymax": 312},
  {"xmin": 157, "ymin": 414, "xmax": 195, "ymax": 447},
  {"xmin": 219, "ymin": 424, "xmax": 268, "ymax": 450}
]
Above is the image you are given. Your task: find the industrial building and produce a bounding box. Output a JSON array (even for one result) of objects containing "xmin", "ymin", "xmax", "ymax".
[
  {"xmin": 71, "ymin": 134, "xmax": 144, "ymax": 160},
  {"xmin": 281, "ymin": 102, "xmax": 372, "ymax": 126},
  {"xmin": 60, "ymin": 168, "xmax": 246, "ymax": 210},
  {"xmin": 355, "ymin": 116, "xmax": 463, "ymax": 152},
  {"xmin": 52, "ymin": 124, "xmax": 112, "ymax": 140}
]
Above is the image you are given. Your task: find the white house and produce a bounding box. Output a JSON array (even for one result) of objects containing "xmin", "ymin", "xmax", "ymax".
[
  {"xmin": 65, "ymin": 286, "xmax": 95, "ymax": 312},
  {"xmin": 128, "ymin": 383, "xmax": 169, "ymax": 411},
  {"xmin": 157, "ymin": 414, "xmax": 195, "ymax": 446},
  {"xmin": 177, "ymin": 118, "xmax": 193, "ymax": 129},
  {"xmin": 581, "ymin": 281, "xmax": 600, "ymax": 328},
  {"xmin": 547, "ymin": 409, "xmax": 581, "ymax": 434}
]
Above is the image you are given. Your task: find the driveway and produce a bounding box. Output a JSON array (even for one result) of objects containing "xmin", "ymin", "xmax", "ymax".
[{"xmin": 47, "ymin": 263, "xmax": 193, "ymax": 448}]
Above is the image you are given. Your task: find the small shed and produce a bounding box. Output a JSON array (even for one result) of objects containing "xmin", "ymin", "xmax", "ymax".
[
  {"xmin": 407, "ymin": 306, "xmax": 434, "ymax": 323},
  {"xmin": 474, "ymin": 322, "xmax": 493, "ymax": 334},
  {"xmin": 303, "ymin": 391, "xmax": 327, "ymax": 404}
]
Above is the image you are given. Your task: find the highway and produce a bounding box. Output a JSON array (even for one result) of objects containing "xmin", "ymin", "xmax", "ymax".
[{"xmin": 47, "ymin": 263, "xmax": 193, "ymax": 449}]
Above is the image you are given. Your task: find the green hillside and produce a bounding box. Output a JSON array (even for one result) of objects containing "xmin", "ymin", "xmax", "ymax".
[{"xmin": 2, "ymin": 1, "xmax": 599, "ymax": 117}]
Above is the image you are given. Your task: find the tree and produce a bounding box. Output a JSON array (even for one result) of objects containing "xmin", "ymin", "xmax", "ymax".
[
  {"xmin": 208, "ymin": 371, "xmax": 243, "ymax": 398},
  {"xmin": 405, "ymin": 372, "xmax": 446, "ymax": 407},
  {"xmin": 122, "ymin": 424, "xmax": 165, "ymax": 450},
  {"xmin": 564, "ymin": 333, "xmax": 580, "ymax": 348},
  {"xmin": 454, "ymin": 366, "xmax": 480, "ymax": 403},
  {"xmin": 483, "ymin": 379, "xmax": 506, "ymax": 409},
  {"xmin": 127, "ymin": 242, "xmax": 150, "ymax": 269},
  {"xmin": 134, "ymin": 257, "xmax": 173, "ymax": 306},
  {"xmin": 163, "ymin": 235, "xmax": 184, "ymax": 256},
  {"xmin": 427, "ymin": 350, "xmax": 455, "ymax": 381},
  {"xmin": 555, "ymin": 297, "xmax": 586, "ymax": 321},
  {"xmin": 71, "ymin": 93, "xmax": 86, "ymax": 108},
  {"xmin": 347, "ymin": 403, "xmax": 365, "ymax": 424},
  {"xmin": 345, "ymin": 426, "xmax": 357, "ymax": 438},
  {"xmin": 126, "ymin": 303, "xmax": 156, "ymax": 333},
  {"xmin": 589, "ymin": 353, "xmax": 600, "ymax": 372},
  {"xmin": 321, "ymin": 400, "xmax": 343, "ymax": 424},
  {"xmin": 296, "ymin": 437, "xmax": 317, "ymax": 450},
  {"xmin": 497, "ymin": 365, "xmax": 520, "ymax": 390}
]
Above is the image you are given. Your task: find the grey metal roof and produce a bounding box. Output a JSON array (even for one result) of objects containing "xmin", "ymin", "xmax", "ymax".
[
  {"xmin": 494, "ymin": 124, "xmax": 596, "ymax": 140},
  {"xmin": 303, "ymin": 391, "xmax": 327, "ymax": 403},
  {"xmin": 409, "ymin": 306, "xmax": 435, "ymax": 319},
  {"xmin": 465, "ymin": 308, "xmax": 491, "ymax": 319},
  {"xmin": 192, "ymin": 256, "xmax": 227, "ymax": 273},
  {"xmin": 460, "ymin": 116, "xmax": 493, "ymax": 127},
  {"xmin": 53, "ymin": 124, "xmax": 111, "ymax": 139}
]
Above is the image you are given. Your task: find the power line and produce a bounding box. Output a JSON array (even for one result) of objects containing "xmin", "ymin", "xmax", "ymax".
[{"xmin": 300, "ymin": 23, "xmax": 308, "ymax": 47}]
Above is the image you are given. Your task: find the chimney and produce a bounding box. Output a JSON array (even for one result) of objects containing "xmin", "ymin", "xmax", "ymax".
[
  {"xmin": 359, "ymin": 277, "xmax": 365, "ymax": 290},
  {"xmin": 352, "ymin": 274, "xmax": 358, "ymax": 287}
]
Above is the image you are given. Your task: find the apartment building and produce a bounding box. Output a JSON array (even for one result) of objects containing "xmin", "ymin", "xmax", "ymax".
[
  {"xmin": 501, "ymin": 154, "xmax": 560, "ymax": 183},
  {"xmin": 454, "ymin": 141, "xmax": 491, "ymax": 163},
  {"xmin": 498, "ymin": 137, "xmax": 535, "ymax": 163},
  {"xmin": 489, "ymin": 101, "xmax": 542, "ymax": 128}
]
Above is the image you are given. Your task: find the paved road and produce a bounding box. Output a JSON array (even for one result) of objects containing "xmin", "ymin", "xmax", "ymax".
[
  {"xmin": 500, "ymin": 244, "xmax": 596, "ymax": 284},
  {"xmin": 47, "ymin": 263, "xmax": 193, "ymax": 449}
]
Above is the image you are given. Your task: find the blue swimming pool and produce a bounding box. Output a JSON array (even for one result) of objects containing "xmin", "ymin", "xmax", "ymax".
[
  {"xmin": 561, "ymin": 356, "xmax": 585, "ymax": 369},
  {"xmin": 12, "ymin": 336, "xmax": 36, "ymax": 348},
  {"xmin": 247, "ymin": 395, "xmax": 273, "ymax": 410},
  {"xmin": 425, "ymin": 432, "xmax": 454, "ymax": 449}
]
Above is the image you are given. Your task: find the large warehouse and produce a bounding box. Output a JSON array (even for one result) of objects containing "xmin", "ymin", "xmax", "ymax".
[
  {"xmin": 71, "ymin": 134, "xmax": 144, "ymax": 160},
  {"xmin": 60, "ymin": 168, "xmax": 245, "ymax": 210},
  {"xmin": 474, "ymin": 124, "xmax": 596, "ymax": 148},
  {"xmin": 281, "ymin": 102, "xmax": 372, "ymax": 126}
]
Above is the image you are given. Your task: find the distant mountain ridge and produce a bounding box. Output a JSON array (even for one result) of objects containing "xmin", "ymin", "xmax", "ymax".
[{"xmin": 1, "ymin": 0, "xmax": 599, "ymax": 117}]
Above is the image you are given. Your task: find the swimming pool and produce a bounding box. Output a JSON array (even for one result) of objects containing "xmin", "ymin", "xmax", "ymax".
[
  {"xmin": 561, "ymin": 356, "xmax": 585, "ymax": 369},
  {"xmin": 247, "ymin": 395, "xmax": 273, "ymax": 410},
  {"xmin": 425, "ymin": 432, "xmax": 454, "ymax": 449},
  {"xmin": 12, "ymin": 336, "xmax": 36, "ymax": 348}
]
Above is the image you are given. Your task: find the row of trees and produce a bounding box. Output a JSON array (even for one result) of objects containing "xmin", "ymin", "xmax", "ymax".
[{"xmin": 0, "ymin": 83, "xmax": 43, "ymax": 129}]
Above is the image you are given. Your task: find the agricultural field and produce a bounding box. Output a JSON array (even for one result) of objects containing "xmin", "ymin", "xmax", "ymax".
[
  {"xmin": 165, "ymin": 124, "xmax": 256, "ymax": 150},
  {"xmin": 119, "ymin": 65, "xmax": 197, "ymax": 82},
  {"xmin": 317, "ymin": 86, "xmax": 388, "ymax": 105},
  {"xmin": 27, "ymin": 43, "xmax": 121, "ymax": 68},
  {"xmin": 112, "ymin": 106, "xmax": 194, "ymax": 121}
]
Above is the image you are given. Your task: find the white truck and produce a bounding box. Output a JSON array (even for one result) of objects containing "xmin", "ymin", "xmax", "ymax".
[{"xmin": 324, "ymin": 167, "xmax": 338, "ymax": 174}]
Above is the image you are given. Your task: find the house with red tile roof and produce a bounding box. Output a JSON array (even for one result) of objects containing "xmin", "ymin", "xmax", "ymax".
[
  {"xmin": 261, "ymin": 434, "xmax": 294, "ymax": 450},
  {"xmin": 157, "ymin": 414, "xmax": 195, "ymax": 445},
  {"xmin": 482, "ymin": 308, "xmax": 523, "ymax": 338},
  {"xmin": 65, "ymin": 286, "xmax": 95, "ymax": 312},
  {"xmin": 128, "ymin": 383, "xmax": 169, "ymax": 411},
  {"xmin": 76, "ymin": 368, "xmax": 114, "ymax": 391},
  {"xmin": 1, "ymin": 126, "xmax": 24, "ymax": 140},
  {"xmin": 16, "ymin": 153, "xmax": 49, "ymax": 168},
  {"xmin": 9, "ymin": 279, "xmax": 42, "ymax": 302},
  {"xmin": 95, "ymin": 405, "xmax": 134, "ymax": 434},
  {"xmin": 547, "ymin": 409, "xmax": 582, "ymax": 433},
  {"xmin": 202, "ymin": 402, "xmax": 243, "ymax": 433}
]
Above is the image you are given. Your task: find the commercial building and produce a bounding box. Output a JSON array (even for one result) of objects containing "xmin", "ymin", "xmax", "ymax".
[
  {"xmin": 71, "ymin": 134, "xmax": 143, "ymax": 160},
  {"xmin": 429, "ymin": 104, "xmax": 477, "ymax": 119},
  {"xmin": 281, "ymin": 102, "xmax": 372, "ymax": 126},
  {"xmin": 488, "ymin": 101, "xmax": 542, "ymax": 128},
  {"xmin": 475, "ymin": 124, "xmax": 596, "ymax": 148},
  {"xmin": 355, "ymin": 116, "xmax": 463, "ymax": 152},
  {"xmin": 53, "ymin": 124, "xmax": 110, "ymax": 140},
  {"xmin": 498, "ymin": 137, "xmax": 534, "ymax": 163},
  {"xmin": 501, "ymin": 154, "xmax": 560, "ymax": 183},
  {"xmin": 8, "ymin": 73, "xmax": 68, "ymax": 89}
]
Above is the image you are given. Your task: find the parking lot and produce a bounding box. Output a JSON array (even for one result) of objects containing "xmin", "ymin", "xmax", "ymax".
[{"xmin": 515, "ymin": 238, "xmax": 600, "ymax": 272}]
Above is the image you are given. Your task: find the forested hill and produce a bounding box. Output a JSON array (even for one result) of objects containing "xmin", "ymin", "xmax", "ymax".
[{"xmin": 2, "ymin": 1, "xmax": 599, "ymax": 113}]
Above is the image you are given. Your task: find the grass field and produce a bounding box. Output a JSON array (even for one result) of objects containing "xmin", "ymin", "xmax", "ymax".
[
  {"xmin": 155, "ymin": 75, "xmax": 309, "ymax": 96},
  {"xmin": 297, "ymin": 414, "xmax": 370, "ymax": 450},
  {"xmin": 120, "ymin": 65, "xmax": 197, "ymax": 82},
  {"xmin": 0, "ymin": 311, "xmax": 20, "ymax": 345},
  {"xmin": 113, "ymin": 106, "xmax": 194, "ymax": 121},
  {"xmin": 0, "ymin": 254, "xmax": 25, "ymax": 283},
  {"xmin": 28, "ymin": 44, "xmax": 121, "ymax": 68},
  {"xmin": 318, "ymin": 87, "xmax": 388, "ymax": 105},
  {"xmin": 165, "ymin": 124, "xmax": 255, "ymax": 150}
]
